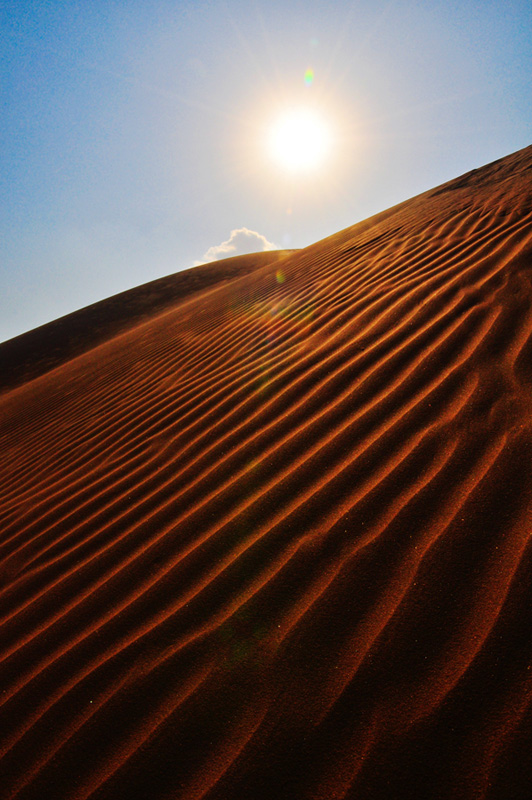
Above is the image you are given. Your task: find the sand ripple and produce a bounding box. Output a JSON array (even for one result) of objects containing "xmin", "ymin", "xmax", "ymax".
[{"xmin": 1, "ymin": 146, "xmax": 532, "ymax": 799}]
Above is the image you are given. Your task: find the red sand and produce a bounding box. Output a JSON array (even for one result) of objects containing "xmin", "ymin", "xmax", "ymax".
[{"xmin": 1, "ymin": 146, "xmax": 532, "ymax": 799}]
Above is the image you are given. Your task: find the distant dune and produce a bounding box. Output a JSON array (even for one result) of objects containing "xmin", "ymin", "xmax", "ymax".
[
  {"xmin": 0, "ymin": 250, "xmax": 293, "ymax": 393},
  {"xmin": 1, "ymin": 146, "xmax": 532, "ymax": 800}
]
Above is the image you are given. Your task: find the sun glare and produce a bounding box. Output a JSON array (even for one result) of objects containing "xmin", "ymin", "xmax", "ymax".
[{"xmin": 268, "ymin": 108, "xmax": 332, "ymax": 173}]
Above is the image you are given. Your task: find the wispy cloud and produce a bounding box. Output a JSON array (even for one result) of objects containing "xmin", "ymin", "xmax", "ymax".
[{"xmin": 195, "ymin": 227, "xmax": 277, "ymax": 265}]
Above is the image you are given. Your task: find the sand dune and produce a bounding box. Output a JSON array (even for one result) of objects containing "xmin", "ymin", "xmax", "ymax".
[
  {"xmin": 1, "ymin": 145, "xmax": 532, "ymax": 799},
  {"xmin": 0, "ymin": 250, "xmax": 292, "ymax": 394}
]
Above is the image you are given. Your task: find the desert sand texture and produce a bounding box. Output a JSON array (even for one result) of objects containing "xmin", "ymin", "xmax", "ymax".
[{"xmin": 1, "ymin": 145, "xmax": 532, "ymax": 800}]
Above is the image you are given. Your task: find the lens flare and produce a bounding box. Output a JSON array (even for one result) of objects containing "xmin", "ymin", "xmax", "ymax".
[{"xmin": 304, "ymin": 68, "xmax": 314, "ymax": 86}]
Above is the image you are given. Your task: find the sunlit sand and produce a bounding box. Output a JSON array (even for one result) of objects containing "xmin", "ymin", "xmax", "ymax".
[{"xmin": 1, "ymin": 145, "xmax": 532, "ymax": 799}]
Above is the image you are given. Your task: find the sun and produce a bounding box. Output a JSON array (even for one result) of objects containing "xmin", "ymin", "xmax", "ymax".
[{"xmin": 268, "ymin": 108, "xmax": 332, "ymax": 173}]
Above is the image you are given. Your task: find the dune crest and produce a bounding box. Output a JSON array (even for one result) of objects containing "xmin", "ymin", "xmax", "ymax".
[{"xmin": 1, "ymin": 146, "xmax": 532, "ymax": 799}]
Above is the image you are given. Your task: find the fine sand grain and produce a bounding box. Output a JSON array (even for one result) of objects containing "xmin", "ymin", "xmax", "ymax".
[{"xmin": 1, "ymin": 145, "xmax": 532, "ymax": 799}]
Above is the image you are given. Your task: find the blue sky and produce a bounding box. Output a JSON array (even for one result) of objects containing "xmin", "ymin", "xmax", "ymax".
[{"xmin": 2, "ymin": 0, "xmax": 531, "ymax": 342}]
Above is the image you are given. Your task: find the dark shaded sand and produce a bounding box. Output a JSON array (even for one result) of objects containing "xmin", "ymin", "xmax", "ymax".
[{"xmin": 1, "ymin": 145, "xmax": 532, "ymax": 799}]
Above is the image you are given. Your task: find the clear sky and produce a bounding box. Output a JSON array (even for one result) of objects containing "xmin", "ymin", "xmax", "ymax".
[{"xmin": 2, "ymin": 0, "xmax": 531, "ymax": 342}]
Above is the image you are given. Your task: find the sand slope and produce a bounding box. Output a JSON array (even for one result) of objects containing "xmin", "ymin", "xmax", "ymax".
[
  {"xmin": 1, "ymin": 145, "xmax": 532, "ymax": 800},
  {"xmin": 0, "ymin": 250, "xmax": 292, "ymax": 393}
]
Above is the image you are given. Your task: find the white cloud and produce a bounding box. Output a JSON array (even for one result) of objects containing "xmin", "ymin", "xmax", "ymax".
[{"xmin": 195, "ymin": 227, "xmax": 277, "ymax": 266}]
